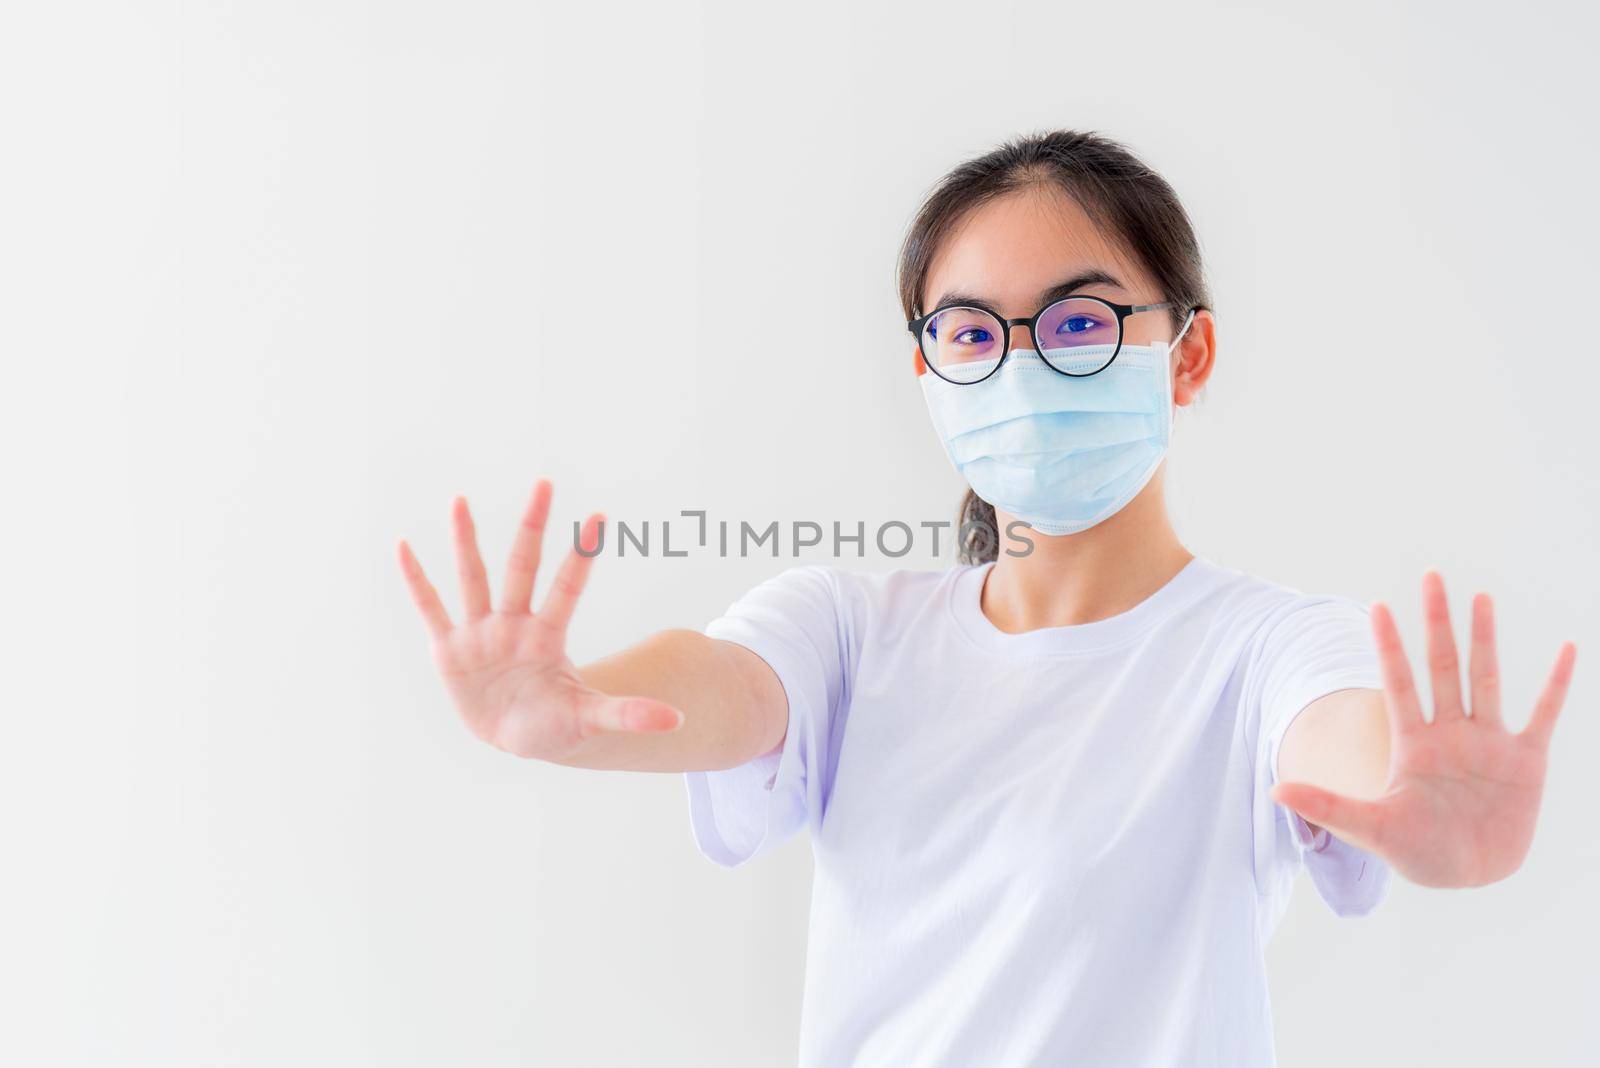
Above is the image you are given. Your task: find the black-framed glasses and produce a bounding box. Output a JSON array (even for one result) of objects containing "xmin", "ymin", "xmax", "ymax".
[{"xmin": 907, "ymin": 295, "xmax": 1184, "ymax": 384}]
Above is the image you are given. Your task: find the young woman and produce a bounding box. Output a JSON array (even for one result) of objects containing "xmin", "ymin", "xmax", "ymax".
[{"xmin": 396, "ymin": 130, "xmax": 1577, "ymax": 1066}]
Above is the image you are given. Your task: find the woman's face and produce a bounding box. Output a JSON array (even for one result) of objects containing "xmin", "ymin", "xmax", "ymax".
[{"xmin": 919, "ymin": 185, "xmax": 1211, "ymax": 399}]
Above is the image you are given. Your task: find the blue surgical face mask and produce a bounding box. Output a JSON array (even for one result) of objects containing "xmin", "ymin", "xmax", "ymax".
[{"xmin": 919, "ymin": 312, "xmax": 1194, "ymax": 537}]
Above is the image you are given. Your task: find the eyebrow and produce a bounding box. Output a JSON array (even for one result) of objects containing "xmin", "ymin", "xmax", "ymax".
[{"xmin": 930, "ymin": 269, "xmax": 1125, "ymax": 314}]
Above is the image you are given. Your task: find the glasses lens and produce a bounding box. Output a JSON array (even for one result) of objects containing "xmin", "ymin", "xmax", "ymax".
[
  {"xmin": 920, "ymin": 306, "xmax": 1006, "ymax": 383},
  {"xmin": 1035, "ymin": 297, "xmax": 1120, "ymax": 376}
]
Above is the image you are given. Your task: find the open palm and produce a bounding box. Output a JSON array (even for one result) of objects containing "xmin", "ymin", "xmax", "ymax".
[
  {"xmin": 1272, "ymin": 572, "xmax": 1577, "ymax": 888},
  {"xmin": 396, "ymin": 480, "xmax": 683, "ymax": 761}
]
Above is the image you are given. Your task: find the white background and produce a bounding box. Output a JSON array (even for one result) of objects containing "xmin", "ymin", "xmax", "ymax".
[{"xmin": 3, "ymin": 1, "xmax": 1597, "ymax": 1064}]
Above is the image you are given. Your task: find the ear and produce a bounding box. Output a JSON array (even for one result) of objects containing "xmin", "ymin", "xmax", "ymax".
[
  {"xmin": 913, "ymin": 344, "xmax": 928, "ymax": 377},
  {"xmin": 1172, "ymin": 310, "xmax": 1216, "ymax": 406}
]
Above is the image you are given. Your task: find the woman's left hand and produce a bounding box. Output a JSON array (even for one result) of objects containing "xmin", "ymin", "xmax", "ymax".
[{"xmin": 1271, "ymin": 572, "xmax": 1577, "ymax": 888}]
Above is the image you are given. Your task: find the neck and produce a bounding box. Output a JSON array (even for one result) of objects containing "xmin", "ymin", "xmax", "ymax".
[{"xmin": 981, "ymin": 471, "xmax": 1193, "ymax": 633}]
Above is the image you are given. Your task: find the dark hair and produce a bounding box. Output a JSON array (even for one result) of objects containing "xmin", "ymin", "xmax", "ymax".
[{"xmin": 895, "ymin": 129, "xmax": 1213, "ymax": 564}]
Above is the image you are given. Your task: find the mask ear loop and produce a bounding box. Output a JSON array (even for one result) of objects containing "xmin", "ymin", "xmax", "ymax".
[
  {"xmin": 1166, "ymin": 308, "xmax": 1198, "ymax": 430},
  {"xmin": 1168, "ymin": 308, "xmax": 1197, "ymax": 353}
]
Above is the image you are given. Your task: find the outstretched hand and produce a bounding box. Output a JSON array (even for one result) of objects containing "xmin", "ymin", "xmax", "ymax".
[
  {"xmin": 396, "ymin": 480, "xmax": 684, "ymax": 760},
  {"xmin": 1271, "ymin": 572, "xmax": 1577, "ymax": 888}
]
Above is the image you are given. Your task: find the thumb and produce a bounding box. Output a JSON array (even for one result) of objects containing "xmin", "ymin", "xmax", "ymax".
[
  {"xmin": 581, "ymin": 694, "xmax": 685, "ymax": 735},
  {"xmin": 1270, "ymin": 781, "xmax": 1386, "ymax": 852}
]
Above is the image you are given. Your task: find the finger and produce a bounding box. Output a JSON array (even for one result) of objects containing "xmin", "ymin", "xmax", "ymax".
[
  {"xmin": 397, "ymin": 539, "xmax": 453, "ymax": 640},
  {"xmin": 1520, "ymin": 642, "xmax": 1578, "ymax": 750},
  {"xmin": 1422, "ymin": 571, "xmax": 1466, "ymax": 721},
  {"xmin": 1270, "ymin": 781, "xmax": 1386, "ymax": 853},
  {"xmin": 1372, "ymin": 601, "xmax": 1426, "ymax": 731},
  {"xmin": 1468, "ymin": 593, "xmax": 1503, "ymax": 727},
  {"xmin": 538, "ymin": 512, "xmax": 605, "ymax": 634},
  {"xmin": 500, "ymin": 479, "xmax": 553, "ymax": 614},
  {"xmin": 578, "ymin": 694, "xmax": 685, "ymax": 736},
  {"xmin": 451, "ymin": 496, "xmax": 493, "ymax": 620}
]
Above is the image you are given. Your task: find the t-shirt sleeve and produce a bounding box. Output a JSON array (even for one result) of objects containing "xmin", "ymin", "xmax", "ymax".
[
  {"xmin": 682, "ymin": 565, "xmax": 850, "ymax": 868},
  {"xmin": 1249, "ymin": 595, "xmax": 1392, "ymax": 917}
]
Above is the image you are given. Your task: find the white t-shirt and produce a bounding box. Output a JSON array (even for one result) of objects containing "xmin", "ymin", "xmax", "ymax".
[{"xmin": 682, "ymin": 556, "xmax": 1390, "ymax": 1067}]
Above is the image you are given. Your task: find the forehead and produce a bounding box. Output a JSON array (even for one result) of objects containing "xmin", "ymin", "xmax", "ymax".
[{"xmin": 922, "ymin": 186, "xmax": 1145, "ymax": 311}]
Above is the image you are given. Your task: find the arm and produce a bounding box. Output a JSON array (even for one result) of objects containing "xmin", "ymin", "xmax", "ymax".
[
  {"xmin": 397, "ymin": 479, "xmax": 787, "ymax": 774},
  {"xmin": 1276, "ymin": 688, "xmax": 1389, "ymax": 809},
  {"xmin": 1271, "ymin": 571, "xmax": 1577, "ymax": 888},
  {"xmin": 572, "ymin": 630, "xmax": 786, "ymax": 772}
]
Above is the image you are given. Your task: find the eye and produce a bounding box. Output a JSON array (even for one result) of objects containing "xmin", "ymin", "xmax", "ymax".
[
  {"xmin": 953, "ymin": 326, "xmax": 994, "ymax": 345},
  {"xmin": 1056, "ymin": 314, "xmax": 1103, "ymax": 335}
]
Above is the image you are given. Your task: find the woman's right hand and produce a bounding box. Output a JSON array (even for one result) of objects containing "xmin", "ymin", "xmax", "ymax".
[{"xmin": 397, "ymin": 479, "xmax": 685, "ymax": 761}]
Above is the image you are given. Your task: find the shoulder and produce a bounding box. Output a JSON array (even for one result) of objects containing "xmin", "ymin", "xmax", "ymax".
[
  {"xmin": 727, "ymin": 563, "xmax": 972, "ymax": 627},
  {"xmin": 1191, "ymin": 558, "xmax": 1371, "ymax": 632},
  {"xmin": 715, "ymin": 562, "xmax": 965, "ymax": 612},
  {"xmin": 706, "ymin": 564, "xmax": 971, "ymax": 672},
  {"xmin": 1190, "ymin": 557, "xmax": 1316, "ymax": 605},
  {"xmin": 818, "ymin": 562, "xmax": 971, "ymax": 613}
]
